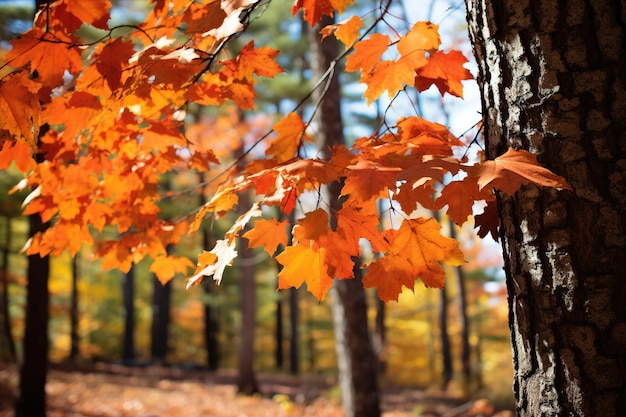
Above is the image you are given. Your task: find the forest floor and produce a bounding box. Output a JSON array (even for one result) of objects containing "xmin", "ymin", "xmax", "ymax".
[{"xmin": 0, "ymin": 362, "xmax": 513, "ymax": 417}]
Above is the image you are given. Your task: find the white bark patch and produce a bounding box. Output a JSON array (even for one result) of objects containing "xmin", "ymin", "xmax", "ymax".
[
  {"xmin": 503, "ymin": 35, "xmax": 533, "ymax": 139},
  {"xmin": 545, "ymin": 241, "xmax": 576, "ymax": 312},
  {"xmin": 519, "ymin": 220, "xmax": 543, "ymax": 286}
]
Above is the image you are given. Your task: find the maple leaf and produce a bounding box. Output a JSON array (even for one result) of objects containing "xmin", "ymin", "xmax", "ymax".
[
  {"xmin": 276, "ymin": 243, "xmax": 334, "ymax": 301},
  {"xmin": 0, "ymin": 70, "xmax": 41, "ymax": 146},
  {"xmin": 475, "ymin": 199, "xmax": 500, "ymax": 241},
  {"xmin": 236, "ymin": 41, "xmax": 283, "ymax": 79},
  {"xmin": 224, "ymin": 203, "xmax": 262, "ymax": 241},
  {"xmin": 266, "ymin": 113, "xmax": 311, "ymax": 161},
  {"xmin": 242, "ymin": 218, "xmax": 289, "ymax": 255},
  {"xmin": 0, "ymin": 140, "xmax": 35, "ymax": 173},
  {"xmin": 64, "ymin": 0, "xmax": 112, "ymax": 30},
  {"xmin": 342, "ymin": 160, "xmax": 400, "ymax": 202},
  {"xmin": 187, "ymin": 239, "xmax": 238, "ymax": 288},
  {"xmin": 320, "ymin": 15, "xmax": 363, "ymax": 47},
  {"xmin": 476, "ymin": 147, "xmax": 571, "ymax": 195},
  {"xmin": 292, "ymin": 209, "xmax": 329, "ymax": 242},
  {"xmin": 96, "ymin": 38, "xmax": 136, "ymax": 92},
  {"xmin": 292, "ymin": 0, "xmax": 334, "ymax": 26},
  {"xmin": 8, "ymin": 29, "xmax": 83, "ymax": 89},
  {"xmin": 363, "ymin": 218, "xmax": 465, "ymax": 301},
  {"xmin": 415, "ymin": 50, "xmax": 473, "ymax": 98},
  {"xmin": 398, "ymin": 21, "xmax": 441, "ymax": 54},
  {"xmin": 345, "ymin": 33, "xmax": 389, "ymax": 74},
  {"xmin": 150, "ymin": 255, "xmax": 195, "ymax": 285},
  {"xmin": 434, "ymin": 177, "xmax": 491, "ymax": 226}
]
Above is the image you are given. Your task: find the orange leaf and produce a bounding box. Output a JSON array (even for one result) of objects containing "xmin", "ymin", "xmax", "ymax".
[
  {"xmin": 345, "ymin": 33, "xmax": 389, "ymax": 73},
  {"xmin": 360, "ymin": 59, "xmax": 417, "ymax": 104},
  {"xmin": 320, "ymin": 15, "xmax": 363, "ymax": 47},
  {"xmin": 0, "ymin": 70, "xmax": 41, "ymax": 146},
  {"xmin": 397, "ymin": 21, "xmax": 440, "ymax": 54},
  {"xmin": 476, "ymin": 147, "xmax": 571, "ymax": 195},
  {"xmin": 266, "ymin": 113, "xmax": 310, "ymax": 161},
  {"xmin": 434, "ymin": 177, "xmax": 491, "ymax": 225},
  {"xmin": 293, "ymin": 209, "xmax": 329, "ymax": 242},
  {"xmin": 292, "ymin": 0, "xmax": 334, "ymax": 26},
  {"xmin": 415, "ymin": 50, "xmax": 473, "ymax": 98},
  {"xmin": 236, "ymin": 41, "xmax": 283, "ymax": 79},
  {"xmin": 363, "ymin": 218, "xmax": 464, "ymax": 301},
  {"xmin": 276, "ymin": 243, "xmax": 334, "ymax": 301},
  {"xmin": 0, "ymin": 141, "xmax": 35, "ymax": 172},
  {"xmin": 64, "ymin": 0, "xmax": 112, "ymax": 30},
  {"xmin": 187, "ymin": 239, "xmax": 238, "ymax": 288},
  {"xmin": 8, "ymin": 29, "xmax": 83, "ymax": 89},
  {"xmin": 243, "ymin": 218, "xmax": 289, "ymax": 255},
  {"xmin": 150, "ymin": 255, "xmax": 194, "ymax": 285},
  {"xmin": 475, "ymin": 199, "xmax": 500, "ymax": 241}
]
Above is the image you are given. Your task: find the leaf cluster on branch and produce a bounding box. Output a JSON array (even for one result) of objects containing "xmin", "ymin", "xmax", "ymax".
[{"xmin": 0, "ymin": 0, "xmax": 569, "ymax": 302}]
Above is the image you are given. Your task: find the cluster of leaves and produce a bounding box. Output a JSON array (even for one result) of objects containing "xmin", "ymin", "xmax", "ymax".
[{"xmin": 0, "ymin": 0, "xmax": 569, "ymax": 302}]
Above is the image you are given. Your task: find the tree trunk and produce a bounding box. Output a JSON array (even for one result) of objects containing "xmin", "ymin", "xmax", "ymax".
[
  {"xmin": 275, "ymin": 295, "xmax": 284, "ymax": 369},
  {"xmin": 237, "ymin": 190, "xmax": 259, "ymax": 395},
  {"xmin": 69, "ymin": 253, "xmax": 80, "ymax": 361},
  {"xmin": 288, "ymin": 287, "xmax": 299, "ymax": 374},
  {"xmin": 200, "ymin": 173, "xmax": 220, "ymax": 371},
  {"xmin": 439, "ymin": 286, "xmax": 453, "ymax": 387},
  {"xmin": 310, "ymin": 14, "xmax": 381, "ymax": 417},
  {"xmin": 15, "ymin": 214, "xmax": 49, "ymax": 417},
  {"xmin": 122, "ymin": 267, "xmax": 135, "ymax": 364},
  {"xmin": 150, "ymin": 275, "xmax": 172, "ymax": 363},
  {"xmin": 449, "ymin": 222, "xmax": 470, "ymax": 382},
  {"xmin": 0, "ymin": 216, "xmax": 16, "ymax": 362},
  {"xmin": 466, "ymin": 1, "xmax": 626, "ymax": 415}
]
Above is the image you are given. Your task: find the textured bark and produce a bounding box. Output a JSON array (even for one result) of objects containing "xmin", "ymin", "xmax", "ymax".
[
  {"xmin": 310, "ymin": 14, "xmax": 381, "ymax": 417},
  {"xmin": 288, "ymin": 287, "xmax": 299, "ymax": 374},
  {"xmin": 466, "ymin": 1, "xmax": 626, "ymax": 415},
  {"xmin": 15, "ymin": 214, "xmax": 49, "ymax": 417}
]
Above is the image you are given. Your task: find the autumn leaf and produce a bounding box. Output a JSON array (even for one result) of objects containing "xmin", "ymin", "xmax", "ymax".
[
  {"xmin": 320, "ymin": 15, "xmax": 363, "ymax": 47},
  {"xmin": 363, "ymin": 218, "xmax": 465, "ymax": 301},
  {"xmin": 0, "ymin": 140, "xmax": 35, "ymax": 172},
  {"xmin": 187, "ymin": 239, "xmax": 238, "ymax": 288},
  {"xmin": 292, "ymin": 0, "xmax": 334, "ymax": 26},
  {"xmin": 8, "ymin": 29, "xmax": 83, "ymax": 89},
  {"xmin": 276, "ymin": 243, "xmax": 334, "ymax": 301},
  {"xmin": 475, "ymin": 199, "xmax": 500, "ymax": 241},
  {"xmin": 150, "ymin": 255, "xmax": 195, "ymax": 285},
  {"xmin": 345, "ymin": 33, "xmax": 389, "ymax": 73},
  {"xmin": 64, "ymin": 0, "xmax": 112, "ymax": 30},
  {"xmin": 415, "ymin": 50, "xmax": 473, "ymax": 97},
  {"xmin": 434, "ymin": 177, "xmax": 491, "ymax": 226},
  {"xmin": 242, "ymin": 218, "xmax": 289, "ymax": 255},
  {"xmin": 266, "ymin": 113, "xmax": 310, "ymax": 161},
  {"xmin": 0, "ymin": 70, "xmax": 41, "ymax": 146},
  {"xmin": 476, "ymin": 147, "xmax": 571, "ymax": 195}
]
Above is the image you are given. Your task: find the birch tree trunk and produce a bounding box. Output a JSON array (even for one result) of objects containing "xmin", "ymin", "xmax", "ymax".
[{"xmin": 466, "ymin": 1, "xmax": 626, "ymax": 415}]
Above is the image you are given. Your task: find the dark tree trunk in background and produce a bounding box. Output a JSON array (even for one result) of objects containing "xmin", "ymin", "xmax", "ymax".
[
  {"xmin": 150, "ymin": 276, "xmax": 172, "ymax": 363},
  {"xmin": 373, "ymin": 295, "xmax": 386, "ymax": 374},
  {"xmin": 69, "ymin": 254, "xmax": 80, "ymax": 361},
  {"xmin": 122, "ymin": 267, "xmax": 135, "ymax": 364},
  {"xmin": 439, "ymin": 286, "xmax": 453, "ymax": 387},
  {"xmin": 15, "ymin": 214, "xmax": 49, "ymax": 417},
  {"xmin": 449, "ymin": 222, "xmax": 470, "ymax": 381},
  {"xmin": 199, "ymin": 172, "xmax": 220, "ymax": 371},
  {"xmin": 237, "ymin": 190, "xmax": 259, "ymax": 395},
  {"xmin": 0, "ymin": 216, "xmax": 16, "ymax": 362},
  {"xmin": 288, "ymin": 286, "xmax": 299, "ymax": 375},
  {"xmin": 275, "ymin": 295, "xmax": 284, "ymax": 369},
  {"xmin": 310, "ymin": 14, "xmax": 381, "ymax": 417},
  {"xmin": 466, "ymin": 0, "xmax": 626, "ymax": 415}
]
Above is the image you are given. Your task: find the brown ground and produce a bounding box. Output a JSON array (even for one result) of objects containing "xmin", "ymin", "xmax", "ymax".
[{"xmin": 0, "ymin": 363, "xmax": 513, "ymax": 417}]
